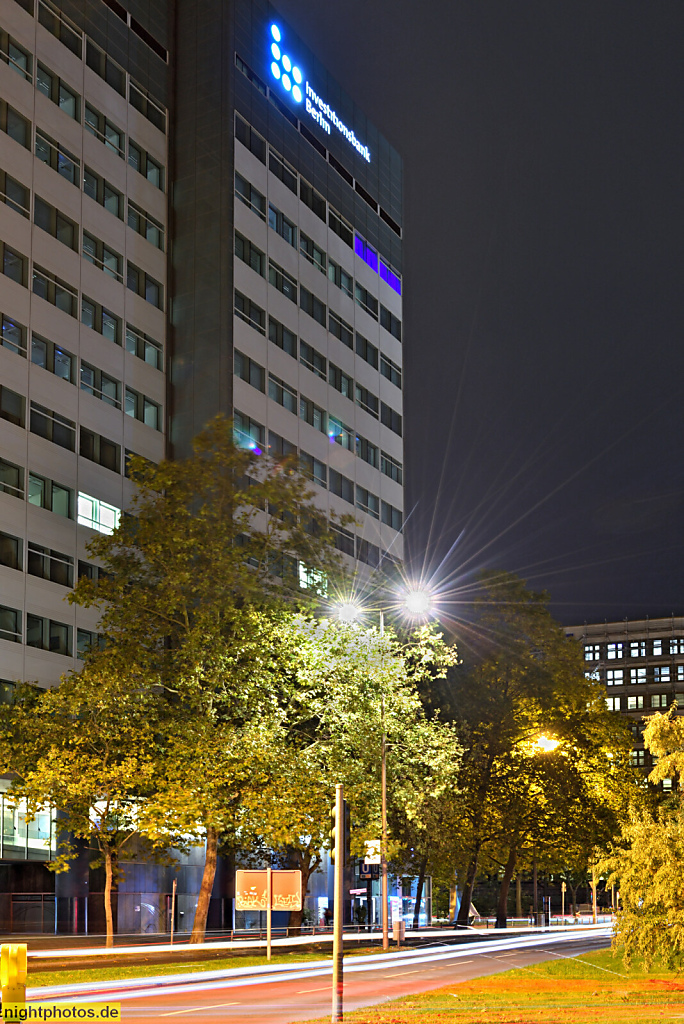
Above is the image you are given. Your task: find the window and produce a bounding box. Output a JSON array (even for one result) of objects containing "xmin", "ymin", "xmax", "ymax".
[
  {"xmin": 84, "ymin": 102, "xmax": 123, "ymax": 156},
  {"xmin": 269, "ymin": 259, "xmax": 297, "ymax": 302},
  {"xmin": 234, "ymin": 350, "xmax": 265, "ymax": 392},
  {"xmin": 80, "ymin": 428, "xmax": 120, "ymax": 472},
  {"xmin": 77, "ymin": 492, "xmax": 120, "ymax": 534},
  {"xmin": 267, "ymin": 431, "xmax": 297, "ymax": 460},
  {"xmin": 83, "ymin": 232, "xmax": 123, "ymax": 280},
  {"xmin": 332, "ymin": 526, "xmax": 354, "ymax": 556},
  {"xmin": 381, "ymin": 354, "xmax": 402, "ymax": 388},
  {"xmin": 127, "ymin": 263, "xmax": 164, "ymax": 309},
  {"xmin": 357, "ymin": 539, "xmax": 380, "ymax": 568},
  {"xmin": 33, "ymin": 265, "xmax": 77, "ymax": 316},
  {"xmin": 584, "ymin": 643, "xmax": 600, "ymax": 661},
  {"xmin": 128, "ymin": 140, "xmax": 165, "ymax": 189},
  {"xmin": 299, "ymin": 179, "xmax": 326, "ymax": 222},
  {"xmin": 328, "ymin": 259, "xmax": 353, "ymax": 298},
  {"xmin": 355, "ymin": 283, "xmax": 378, "ymax": 319},
  {"xmin": 381, "ymin": 501, "xmax": 403, "ymax": 531},
  {"xmin": 630, "ymin": 640, "xmax": 646, "ymax": 657},
  {"xmin": 80, "ymin": 362, "xmax": 121, "ymax": 408},
  {"xmin": 30, "ymin": 403, "xmax": 75, "ymax": 450},
  {"xmin": 300, "ymin": 452, "xmax": 327, "ymax": 488},
  {"xmin": 356, "ymin": 332, "xmax": 378, "ymax": 368},
  {"xmin": 381, "ymin": 402, "xmax": 402, "ymax": 436},
  {"xmin": 356, "ymin": 384, "xmax": 379, "ymax": 418},
  {"xmin": 299, "ymin": 341, "xmax": 326, "ymax": 379},
  {"xmin": 585, "ymin": 669, "xmax": 600, "ymax": 681},
  {"xmin": 235, "ymin": 232, "xmax": 265, "ymax": 276},
  {"xmin": 83, "ymin": 167, "xmax": 123, "ymax": 218},
  {"xmin": 630, "ymin": 667, "xmax": 646, "ymax": 685},
  {"xmin": 679, "ymin": 666, "xmax": 684, "ymax": 682},
  {"xmin": 234, "ymin": 172, "xmax": 266, "ymax": 220},
  {"xmin": 380, "ymin": 259, "xmax": 402, "ymax": 295},
  {"xmin": 77, "ymin": 628, "xmax": 103, "ymax": 659},
  {"xmin": 1, "ymin": 32, "xmax": 32, "ymax": 81},
  {"xmin": 329, "ymin": 311, "xmax": 353, "ymax": 349},
  {"xmin": 31, "ymin": 335, "xmax": 75, "ymax": 383},
  {"xmin": 234, "ymin": 411, "xmax": 265, "ymax": 451},
  {"xmin": 606, "ymin": 669, "xmax": 624, "ymax": 686},
  {"xmin": 0, "ymin": 458, "xmax": 23, "ymax": 499},
  {"xmin": 0, "ymin": 531, "xmax": 21, "ymax": 571},
  {"xmin": 329, "ymin": 470, "xmax": 354, "ymax": 504},
  {"xmin": 0, "ymin": 171, "xmax": 29, "ymax": 217},
  {"xmin": 37, "ymin": 63, "xmax": 80, "ymax": 121},
  {"xmin": 27, "ymin": 543, "xmax": 73, "ymax": 588},
  {"xmin": 1, "ymin": 314, "xmax": 26, "ymax": 356},
  {"xmin": 300, "ymin": 232, "xmax": 326, "ymax": 273},
  {"xmin": 329, "ymin": 207, "xmax": 354, "ymax": 247},
  {"xmin": 630, "ymin": 749, "xmax": 646, "ymax": 767},
  {"xmin": 605, "ymin": 697, "xmax": 621, "ymax": 712},
  {"xmin": 35, "ymin": 129, "xmax": 80, "ymax": 186},
  {"xmin": 124, "ymin": 388, "xmax": 162, "ymax": 430},
  {"xmin": 29, "ymin": 474, "xmax": 73, "ymax": 518},
  {"xmin": 39, "ymin": 1, "xmax": 82, "ymax": 57},
  {"xmin": 0, "ymin": 605, "xmax": 21, "ymax": 643},
  {"xmin": 235, "ymin": 53, "xmax": 268, "ymax": 97},
  {"xmin": 0, "ymin": 386, "xmax": 25, "ymax": 427},
  {"xmin": 355, "ymin": 235, "xmax": 379, "ymax": 271},
  {"xmin": 299, "ymin": 397, "xmax": 326, "ymax": 433},
  {"xmin": 329, "ymin": 364, "xmax": 353, "ymax": 399},
  {"xmin": 651, "ymin": 693, "xmax": 669, "ymax": 709},
  {"xmin": 356, "ymin": 436, "xmax": 378, "ymax": 468},
  {"xmin": 268, "ymin": 373, "xmax": 297, "ymax": 414},
  {"xmin": 26, "ymin": 615, "xmax": 72, "ymax": 656},
  {"xmin": 3, "ymin": 243, "xmax": 27, "ymax": 286},
  {"xmin": 671, "ymin": 638, "xmax": 684, "ymax": 655},
  {"xmin": 129, "ymin": 81, "xmax": 167, "ymax": 133},
  {"xmin": 655, "ymin": 665, "xmax": 671, "ymax": 683},
  {"xmin": 236, "ymin": 115, "xmax": 267, "ymax": 165},
  {"xmin": 268, "ymin": 203, "xmax": 296, "ymax": 246},
  {"xmin": 653, "ymin": 639, "xmax": 663, "ymax": 655},
  {"xmin": 381, "ymin": 451, "xmax": 403, "ymax": 484},
  {"xmin": 235, "ymin": 291, "xmax": 266, "ymax": 335},
  {"xmin": 1, "ymin": 101, "xmax": 30, "ymax": 149},
  {"xmin": 128, "ymin": 201, "xmax": 164, "ymax": 249},
  {"xmin": 628, "ymin": 696, "xmax": 645, "ymax": 711},
  {"xmin": 328, "ymin": 416, "xmax": 353, "ymax": 450},
  {"xmin": 125, "ymin": 324, "xmax": 163, "ymax": 369},
  {"xmin": 380, "ymin": 304, "xmax": 402, "ymax": 341},
  {"xmin": 85, "ymin": 38, "xmax": 124, "ymax": 94},
  {"xmin": 356, "ymin": 486, "xmax": 379, "ymax": 519},
  {"xmin": 33, "ymin": 196, "xmax": 78, "ymax": 250},
  {"xmin": 300, "ymin": 286, "xmax": 326, "ymax": 325},
  {"xmin": 81, "ymin": 298, "xmax": 121, "ymax": 344},
  {"xmin": 269, "ymin": 317, "xmax": 297, "ymax": 357}
]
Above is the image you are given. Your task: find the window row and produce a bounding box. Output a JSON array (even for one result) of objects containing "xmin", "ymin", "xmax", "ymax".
[
  {"xmin": 602, "ymin": 664, "xmax": 684, "ymax": 686},
  {"xmin": 0, "ymin": 529, "xmax": 73, "ymax": 587},
  {"xmin": 585, "ymin": 638, "xmax": 684, "ymax": 660},
  {"xmin": 235, "ymin": 112, "xmax": 402, "ymax": 291},
  {"xmin": 0, "ymin": 457, "xmax": 121, "ymax": 534},
  {"xmin": 608, "ymin": 693, "xmax": 684, "ymax": 713},
  {"xmin": 0, "ymin": 605, "xmax": 72, "ymax": 656}
]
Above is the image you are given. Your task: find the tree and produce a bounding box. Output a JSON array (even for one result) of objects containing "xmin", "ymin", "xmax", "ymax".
[
  {"xmin": 69, "ymin": 417, "xmax": 348, "ymax": 942},
  {"xmin": 0, "ymin": 657, "xmax": 165, "ymax": 947}
]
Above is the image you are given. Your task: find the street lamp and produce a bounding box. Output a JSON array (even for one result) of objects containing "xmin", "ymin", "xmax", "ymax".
[{"xmin": 334, "ymin": 585, "xmax": 434, "ymax": 950}]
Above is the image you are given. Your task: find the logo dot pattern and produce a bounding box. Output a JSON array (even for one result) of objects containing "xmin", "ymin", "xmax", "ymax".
[{"xmin": 269, "ymin": 24, "xmax": 303, "ymax": 103}]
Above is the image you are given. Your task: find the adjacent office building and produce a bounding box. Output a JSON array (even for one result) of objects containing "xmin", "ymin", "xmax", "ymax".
[
  {"xmin": 0, "ymin": 0, "xmax": 404, "ymax": 927},
  {"xmin": 566, "ymin": 617, "xmax": 684, "ymax": 780}
]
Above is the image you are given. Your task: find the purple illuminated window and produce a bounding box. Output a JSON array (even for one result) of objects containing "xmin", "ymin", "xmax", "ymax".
[
  {"xmin": 380, "ymin": 261, "xmax": 402, "ymax": 296},
  {"xmin": 354, "ymin": 235, "xmax": 364, "ymax": 259}
]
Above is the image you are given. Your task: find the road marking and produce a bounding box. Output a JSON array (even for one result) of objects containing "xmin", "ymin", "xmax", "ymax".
[
  {"xmin": 296, "ymin": 986, "xmax": 329, "ymax": 993},
  {"xmin": 386, "ymin": 969, "xmax": 420, "ymax": 976},
  {"xmin": 496, "ymin": 953, "xmax": 519, "ymax": 957},
  {"xmin": 160, "ymin": 1003, "xmax": 240, "ymax": 1016}
]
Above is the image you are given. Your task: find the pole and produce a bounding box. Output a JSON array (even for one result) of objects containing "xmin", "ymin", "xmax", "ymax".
[
  {"xmin": 532, "ymin": 850, "xmax": 538, "ymax": 924},
  {"xmin": 170, "ymin": 878, "xmax": 177, "ymax": 946},
  {"xmin": 561, "ymin": 881, "xmax": 565, "ymax": 923},
  {"xmin": 267, "ymin": 866, "xmax": 272, "ymax": 962},
  {"xmin": 592, "ymin": 864, "xmax": 597, "ymax": 924},
  {"xmin": 332, "ymin": 784, "xmax": 344, "ymax": 1022},
  {"xmin": 379, "ymin": 610, "xmax": 389, "ymax": 953}
]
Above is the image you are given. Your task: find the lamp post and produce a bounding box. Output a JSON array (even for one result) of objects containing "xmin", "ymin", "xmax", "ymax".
[{"xmin": 335, "ymin": 585, "xmax": 433, "ymax": 951}]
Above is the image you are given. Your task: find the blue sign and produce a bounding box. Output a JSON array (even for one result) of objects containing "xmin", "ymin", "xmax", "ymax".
[{"xmin": 268, "ymin": 24, "xmax": 371, "ymax": 164}]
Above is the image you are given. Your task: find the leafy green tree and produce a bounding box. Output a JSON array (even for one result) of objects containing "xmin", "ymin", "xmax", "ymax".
[{"xmin": 69, "ymin": 417, "xmax": 348, "ymax": 942}]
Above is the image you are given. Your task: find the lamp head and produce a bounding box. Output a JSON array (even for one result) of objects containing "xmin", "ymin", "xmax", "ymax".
[
  {"xmin": 337, "ymin": 602, "xmax": 362, "ymax": 623},
  {"xmin": 402, "ymin": 587, "xmax": 432, "ymax": 617}
]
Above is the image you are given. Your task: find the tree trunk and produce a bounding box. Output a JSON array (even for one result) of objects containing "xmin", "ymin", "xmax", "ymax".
[
  {"xmin": 495, "ymin": 845, "xmax": 517, "ymax": 929},
  {"xmin": 456, "ymin": 847, "xmax": 480, "ymax": 927},
  {"xmin": 568, "ymin": 881, "xmax": 577, "ymax": 916},
  {"xmin": 104, "ymin": 848, "xmax": 114, "ymax": 948},
  {"xmin": 516, "ymin": 873, "xmax": 522, "ymax": 919},
  {"xmin": 287, "ymin": 853, "xmax": 316, "ymax": 936},
  {"xmin": 413, "ymin": 853, "xmax": 429, "ymax": 929},
  {"xmin": 190, "ymin": 825, "xmax": 218, "ymax": 944}
]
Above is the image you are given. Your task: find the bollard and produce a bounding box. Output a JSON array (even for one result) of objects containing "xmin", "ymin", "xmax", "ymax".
[{"xmin": 1, "ymin": 943, "xmax": 27, "ymax": 1005}]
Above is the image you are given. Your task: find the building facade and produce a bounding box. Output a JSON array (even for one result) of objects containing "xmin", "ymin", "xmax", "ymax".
[
  {"xmin": 0, "ymin": 0, "xmax": 404, "ymax": 928},
  {"xmin": 565, "ymin": 617, "xmax": 684, "ymax": 777}
]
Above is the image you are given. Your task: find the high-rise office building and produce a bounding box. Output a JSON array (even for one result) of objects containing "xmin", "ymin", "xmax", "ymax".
[{"xmin": 0, "ymin": 0, "xmax": 403, "ymax": 924}]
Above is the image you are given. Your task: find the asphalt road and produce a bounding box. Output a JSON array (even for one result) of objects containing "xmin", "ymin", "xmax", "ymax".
[{"xmin": 103, "ymin": 932, "xmax": 610, "ymax": 1022}]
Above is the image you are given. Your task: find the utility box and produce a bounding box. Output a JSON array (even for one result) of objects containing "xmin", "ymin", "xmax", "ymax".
[{"xmin": 393, "ymin": 919, "xmax": 405, "ymax": 944}]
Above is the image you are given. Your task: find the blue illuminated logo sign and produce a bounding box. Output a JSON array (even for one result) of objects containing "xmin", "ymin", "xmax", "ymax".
[{"xmin": 268, "ymin": 24, "xmax": 371, "ymax": 164}]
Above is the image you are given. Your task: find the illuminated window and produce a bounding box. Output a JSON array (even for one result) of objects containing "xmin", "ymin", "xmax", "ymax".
[
  {"xmin": 606, "ymin": 669, "xmax": 624, "ymax": 686},
  {"xmin": 651, "ymin": 693, "xmax": 669, "ymax": 709},
  {"xmin": 627, "ymin": 696, "xmax": 644, "ymax": 711},
  {"xmin": 299, "ymin": 564, "xmax": 327, "ymax": 595},
  {"xmin": 653, "ymin": 639, "xmax": 663, "ymax": 656},
  {"xmin": 670, "ymin": 639, "xmax": 684, "ymax": 655},
  {"xmin": 630, "ymin": 667, "xmax": 646, "ymax": 685},
  {"xmin": 77, "ymin": 493, "xmax": 120, "ymax": 535},
  {"xmin": 584, "ymin": 644, "xmax": 600, "ymax": 661},
  {"xmin": 605, "ymin": 696, "xmax": 621, "ymax": 711},
  {"xmin": 606, "ymin": 643, "xmax": 623, "ymax": 660},
  {"xmin": 654, "ymin": 666, "xmax": 671, "ymax": 683},
  {"xmin": 630, "ymin": 640, "xmax": 646, "ymax": 657}
]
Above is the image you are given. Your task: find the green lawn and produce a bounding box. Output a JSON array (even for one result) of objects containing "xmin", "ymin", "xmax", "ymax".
[{"xmin": 303, "ymin": 948, "xmax": 684, "ymax": 1023}]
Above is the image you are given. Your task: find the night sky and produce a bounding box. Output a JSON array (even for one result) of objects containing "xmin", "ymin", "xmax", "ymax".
[{"xmin": 276, "ymin": 0, "xmax": 684, "ymax": 625}]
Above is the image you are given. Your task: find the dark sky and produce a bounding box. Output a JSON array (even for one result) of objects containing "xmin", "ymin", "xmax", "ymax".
[{"xmin": 276, "ymin": 0, "xmax": 684, "ymax": 625}]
